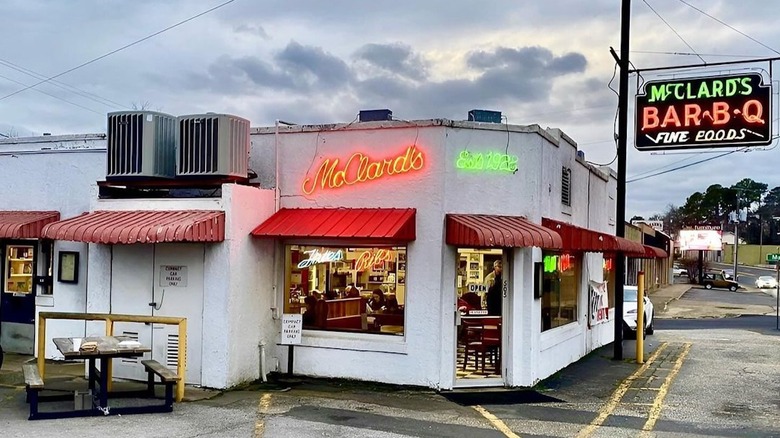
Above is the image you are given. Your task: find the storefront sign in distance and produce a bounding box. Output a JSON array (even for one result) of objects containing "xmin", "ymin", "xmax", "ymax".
[{"xmin": 635, "ymin": 72, "xmax": 772, "ymax": 150}]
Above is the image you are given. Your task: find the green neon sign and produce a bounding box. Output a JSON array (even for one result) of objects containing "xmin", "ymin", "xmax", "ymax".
[
  {"xmin": 543, "ymin": 255, "xmax": 558, "ymax": 273},
  {"xmin": 456, "ymin": 150, "xmax": 518, "ymax": 172}
]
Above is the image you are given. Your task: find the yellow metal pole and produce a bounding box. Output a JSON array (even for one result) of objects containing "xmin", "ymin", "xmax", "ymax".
[
  {"xmin": 176, "ymin": 319, "xmax": 187, "ymax": 402},
  {"xmin": 637, "ymin": 271, "xmax": 645, "ymax": 364},
  {"xmin": 106, "ymin": 318, "xmax": 114, "ymax": 392},
  {"xmin": 37, "ymin": 315, "xmax": 46, "ymax": 377}
]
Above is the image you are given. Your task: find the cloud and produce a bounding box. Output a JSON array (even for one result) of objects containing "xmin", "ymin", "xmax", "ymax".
[
  {"xmin": 275, "ymin": 41, "xmax": 353, "ymax": 89},
  {"xmin": 353, "ymin": 43, "xmax": 428, "ymax": 81},
  {"xmin": 233, "ymin": 23, "xmax": 270, "ymax": 39}
]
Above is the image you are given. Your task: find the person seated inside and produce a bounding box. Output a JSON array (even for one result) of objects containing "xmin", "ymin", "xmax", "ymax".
[
  {"xmin": 302, "ymin": 295, "xmax": 318, "ymax": 327},
  {"xmin": 324, "ymin": 289, "xmax": 337, "ymax": 300},
  {"xmin": 310, "ymin": 289, "xmax": 322, "ymax": 300},
  {"xmin": 458, "ymin": 292, "xmax": 482, "ymax": 314},
  {"xmin": 384, "ymin": 295, "xmax": 402, "ymax": 314},
  {"xmin": 345, "ymin": 284, "xmax": 361, "ymax": 298},
  {"xmin": 367, "ymin": 288, "xmax": 386, "ymax": 313}
]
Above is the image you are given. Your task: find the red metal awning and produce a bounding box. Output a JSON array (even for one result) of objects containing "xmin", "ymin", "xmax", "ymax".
[
  {"xmin": 542, "ymin": 217, "xmax": 644, "ymax": 254},
  {"xmin": 0, "ymin": 211, "xmax": 60, "ymax": 239},
  {"xmin": 446, "ymin": 214, "xmax": 562, "ymax": 249},
  {"xmin": 251, "ymin": 208, "xmax": 416, "ymax": 242},
  {"xmin": 41, "ymin": 210, "xmax": 225, "ymax": 244},
  {"xmin": 616, "ymin": 236, "xmax": 647, "ymax": 256},
  {"xmin": 641, "ymin": 244, "xmax": 668, "ymax": 259}
]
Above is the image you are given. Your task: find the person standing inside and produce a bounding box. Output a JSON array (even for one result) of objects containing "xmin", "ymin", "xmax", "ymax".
[{"xmin": 485, "ymin": 260, "xmax": 503, "ymax": 316}]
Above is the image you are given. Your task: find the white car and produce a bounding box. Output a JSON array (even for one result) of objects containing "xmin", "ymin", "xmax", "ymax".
[
  {"xmin": 672, "ymin": 265, "xmax": 686, "ymax": 276},
  {"xmin": 622, "ymin": 285, "xmax": 654, "ymax": 339},
  {"xmin": 755, "ymin": 275, "xmax": 778, "ymax": 289}
]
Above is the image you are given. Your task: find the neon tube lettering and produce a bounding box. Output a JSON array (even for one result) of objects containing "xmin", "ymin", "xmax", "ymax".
[
  {"xmin": 455, "ymin": 150, "xmax": 518, "ymax": 172},
  {"xmin": 354, "ymin": 249, "xmax": 395, "ymax": 271},
  {"xmin": 297, "ymin": 248, "xmax": 343, "ymax": 269},
  {"xmin": 302, "ymin": 146, "xmax": 425, "ymax": 195}
]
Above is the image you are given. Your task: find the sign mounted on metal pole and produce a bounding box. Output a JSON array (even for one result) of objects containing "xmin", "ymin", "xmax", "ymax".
[{"xmin": 635, "ymin": 72, "xmax": 772, "ymax": 150}]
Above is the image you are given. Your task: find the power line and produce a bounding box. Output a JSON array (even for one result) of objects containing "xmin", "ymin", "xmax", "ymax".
[
  {"xmin": 632, "ymin": 50, "xmax": 760, "ymax": 58},
  {"xmin": 0, "ymin": 72, "xmax": 103, "ymax": 115},
  {"xmin": 676, "ymin": 0, "xmax": 780, "ymax": 55},
  {"xmin": 642, "ymin": 0, "xmax": 706, "ymax": 64},
  {"xmin": 0, "ymin": 0, "xmax": 238, "ymax": 103},
  {"xmin": 0, "ymin": 58, "xmax": 128, "ymax": 109},
  {"xmin": 627, "ymin": 148, "xmax": 743, "ymax": 183}
]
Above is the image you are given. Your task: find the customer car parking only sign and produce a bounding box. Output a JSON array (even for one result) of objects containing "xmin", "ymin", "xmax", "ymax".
[
  {"xmin": 635, "ymin": 72, "xmax": 772, "ymax": 150},
  {"xmin": 281, "ymin": 314, "xmax": 302, "ymax": 345}
]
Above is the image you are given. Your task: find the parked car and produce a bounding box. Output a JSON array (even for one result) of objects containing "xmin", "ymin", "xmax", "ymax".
[
  {"xmin": 622, "ymin": 285, "xmax": 654, "ymax": 339},
  {"xmin": 755, "ymin": 275, "xmax": 778, "ymax": 289},
  {"xmin": 701, "ymin": 272, "xmax": 740, "ymax": 291},
  {"xmin": 722, "ymin": 269, "xmax": 734, "ymax": 280},
  {"xmin": 672, "ymin": 265, "xmax": 687, "ymax": 276}
]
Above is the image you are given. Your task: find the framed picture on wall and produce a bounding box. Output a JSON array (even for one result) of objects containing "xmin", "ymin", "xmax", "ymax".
[{"xmin": 58, "ymin": 251, "xmax": 79, "ymax": 284}]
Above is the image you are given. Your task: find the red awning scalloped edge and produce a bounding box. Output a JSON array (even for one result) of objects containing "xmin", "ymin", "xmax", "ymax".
[
  {"xmin": 41, "ymin": 210, "xmax": 225, "ymax": 244},
  {"xmin": 0, "ymin": 211, "xmax": 60, "ymax": 239}
]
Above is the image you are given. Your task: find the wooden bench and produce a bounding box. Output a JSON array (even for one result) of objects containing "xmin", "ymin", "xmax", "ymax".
[
  {"xmin": 23, "ymin": 360, "xmax": 44, "ymax": 420},
  {"xmin": 141, "ymin": 359, "xmax": 181, "ymax": 411}
]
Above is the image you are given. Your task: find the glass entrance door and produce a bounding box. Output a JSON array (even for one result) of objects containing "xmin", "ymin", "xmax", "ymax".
[
  {"xmin": 454, "ymin": 248, "xmax": 506, "ymax": 386},
  {"xmin": 0, "ymin": 242, "xmax": 37, "ymax": 354}
]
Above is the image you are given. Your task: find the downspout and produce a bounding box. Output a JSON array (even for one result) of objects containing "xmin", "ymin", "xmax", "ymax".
[{"xmin": 259, "ymin": 121, "xmax": 283, "ymax": 383}]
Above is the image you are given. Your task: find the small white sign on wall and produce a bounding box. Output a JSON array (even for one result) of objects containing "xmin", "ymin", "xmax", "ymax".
[
  {"xmin": 160, "ymin": 265, "xmax": 188, "ymax": 287},
  {"xmin": 281, "ymin": 314, "xmax": 303, "ymax": 345}
]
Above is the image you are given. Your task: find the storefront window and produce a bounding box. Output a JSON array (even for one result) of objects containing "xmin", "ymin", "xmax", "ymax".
[
  {"xmin": 541, "ymin": 252, "xmax": 578, "ymax": 331},
  {"xmin": 284, "ymin": 245, "xmax": 406, "ymax": 336},
  {"xmin": 603, "ymin": 257, "xmax": 615, "ymax": 309},
  {"xmin": 4, "ymin": 244, "xmax": 35, "ymax": 294}
]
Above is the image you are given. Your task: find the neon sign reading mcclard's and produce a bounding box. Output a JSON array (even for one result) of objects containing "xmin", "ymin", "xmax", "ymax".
[
  {"xmin": 455, "ymin": 150, "xmax": 518, "ymax": 172},
  {"xmin": 302, "ymin": 146, "xmax": 425, "ymax": 195},
  {"xmin": 635, "ymin": 72, "xmax": 772, "ymax": 150}
]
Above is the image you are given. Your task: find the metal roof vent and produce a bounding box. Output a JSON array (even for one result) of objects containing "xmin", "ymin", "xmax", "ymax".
[
  {"xmin": 176, "ymin": 113, "xmax": 250, "ymax": 178},
  {"xmin": 359, "ymin": 109, "xmax": 393, "ymax": 122},
  {"xmin": 106, "ymin": 111, "xmax": 177, "ymax": 180},
  {"xmin": 468, "ymin": 109, "xmax": 502, "ymax": 123}
]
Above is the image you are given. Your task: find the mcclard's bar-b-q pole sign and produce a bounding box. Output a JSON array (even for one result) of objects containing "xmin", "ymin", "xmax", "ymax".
[{"xmin": 635, "ymin": 72, "xmax": 772, "ymax": 150}]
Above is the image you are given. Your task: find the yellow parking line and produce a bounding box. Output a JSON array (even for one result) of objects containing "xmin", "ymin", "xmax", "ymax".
[
  {"xmin": 576, "ymin": 342, "xmax": 668, "ymax": 438},
  {"xmin": 640, "ymin": 342, "xmax": 692, "ymax": 436},
  {"xmin": 254, "ymin": 393, "xmax": 273, "ymax": 438},
  {"xmin": 473, "ymin": 405, "xmax": 521, "ymax": 438}
]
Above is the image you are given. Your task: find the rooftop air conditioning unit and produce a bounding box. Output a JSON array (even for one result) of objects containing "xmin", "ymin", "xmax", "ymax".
[
  {"xmin": 176, "ymin": 113, "xmax": 250, "ymax": 178},
  {"xmin": 106, "ymin": 111, "xmax": 177, "ymax": 180}
]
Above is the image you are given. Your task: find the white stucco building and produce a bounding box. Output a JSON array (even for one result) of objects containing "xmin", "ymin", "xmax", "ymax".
[{"xmin": 0, "ymin": 114, "xmax": 667, "ymax": 390}]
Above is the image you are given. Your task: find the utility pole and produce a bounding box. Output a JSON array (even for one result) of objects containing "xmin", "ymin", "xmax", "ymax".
[
  {"xmin": 613, "ymin": 0, "xmax": 631, "ymax": 361},
  {"xmin": 733, "ymin": 221, "xmax": 739, "ymax": 276}
]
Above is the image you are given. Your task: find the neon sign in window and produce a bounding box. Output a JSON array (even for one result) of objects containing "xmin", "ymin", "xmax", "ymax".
[
  {"xmin": 543, "ymin": 254, "xmax": 574, "ymax": 272},
  {"xmin": 354, "ymin": 249, "xmax": 395, "ymax": 271},
  {"xmin": 455, "ymin": 150, "xmax": 518, "ymax": 172},
  {"xmin": 297, "ymin": 248, "xmax": 343, "ymax": 269},
  {"xmin": 302, "ymin": 145, "xmax": 425, "ymax": 195},
  {"xmin": 603, "ymin": 258, "xmax": 613, "ymax": 271}
]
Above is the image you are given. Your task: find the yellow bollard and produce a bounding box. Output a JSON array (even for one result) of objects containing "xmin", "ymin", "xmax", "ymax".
[
  {"xmin": 176, "ymin": 319, "xmax": 187, "ymax": 402},
  {"xmin": 37, "ymin": 315, "xmax": 46, "ymax": 377},
  {"xmin": 637, "ymin": 271, "xmax": 645, "ymax": 364},
  {"xmin": 106, "ymin": 318, "xmax": 114, "ymax": 392}
]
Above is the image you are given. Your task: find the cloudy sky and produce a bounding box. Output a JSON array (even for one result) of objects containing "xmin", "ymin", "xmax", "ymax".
[{"xmin": 1, "ymin": 0, "xmax": 778, "ymax": 218}]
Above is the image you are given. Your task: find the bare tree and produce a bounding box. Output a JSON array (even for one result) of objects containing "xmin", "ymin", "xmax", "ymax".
[{"xmin": 130, "ymin": 101, "xmax": 163, "ymax": 112}]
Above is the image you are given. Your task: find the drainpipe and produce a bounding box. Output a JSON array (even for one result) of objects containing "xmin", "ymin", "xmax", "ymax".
[{"xmin": 258, "ymin": 341, "xmax": 268, "ymax": 382}]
